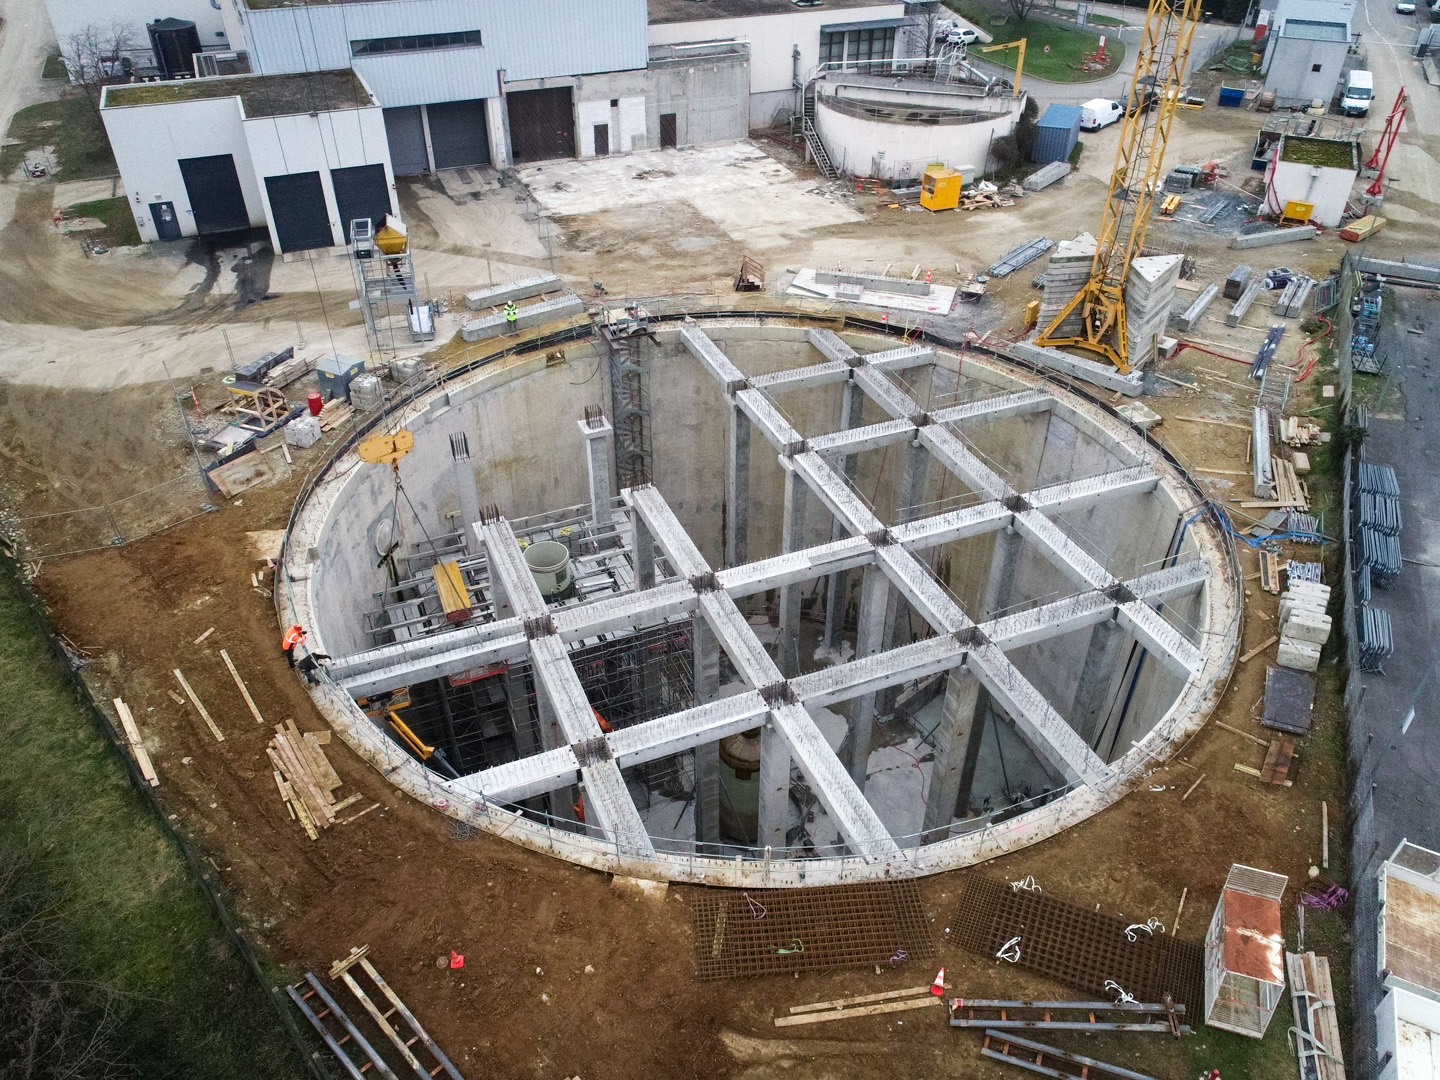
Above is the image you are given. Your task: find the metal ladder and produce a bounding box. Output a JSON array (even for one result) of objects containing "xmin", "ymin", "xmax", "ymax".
[{"xmin": 801, "ymin": 82, "xmax": 838, "ymax": 180}]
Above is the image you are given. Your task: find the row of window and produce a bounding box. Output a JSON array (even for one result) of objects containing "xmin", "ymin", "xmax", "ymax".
[
  {"xmin": 351, "ymin": 30, "xmax": 482, "ymax": 57},
  {"xmin": 819, "ymin": 27, "xmax": 896, "ymax": 67}
]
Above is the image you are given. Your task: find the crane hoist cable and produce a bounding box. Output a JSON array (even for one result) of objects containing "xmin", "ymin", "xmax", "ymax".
[{"xmin": 1034, "ymin": 0, "xmax": 1203, "ymax": 374}]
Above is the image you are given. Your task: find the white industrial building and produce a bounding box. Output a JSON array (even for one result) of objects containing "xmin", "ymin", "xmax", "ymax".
[
  {"xmin": 647, "ymin": 0, "xmax": 912, "ymax": 127},
  {"xmin": 1258, "ymin": 0, "xmax": 1355, "ymax": 106},
  {"xmin": 42, "ymin": 0, "xmax": 234, "ymax": 69},
  {"xmin": 101, "ymin": 71, "xmax": 396, "ymax": 251}
]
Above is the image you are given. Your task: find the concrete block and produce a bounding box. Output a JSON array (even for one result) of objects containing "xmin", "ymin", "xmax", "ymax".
[
  {"xmin": 465, "ymin": 272, "xmax": 562, "ymax": 310},
  {"xmin": 1277, "ymin": 638, "xmax": 1322, "ymax": 672},
  {"xmin": 1023, "ymin": 161, "xmax": 1071, "ymax": 191},
  {"xmin": 460, "ymin": 293, "xmax": 586, "ymax": 341},
  {"xmin": 815, "ymin": 269, "xmax": 929, "ymax": 296},
  {"xmin": 1231, "ymin": 225, "xmax": 1318, "ymax": 249},
  {"xmin": 1282, "ymin": 611, "xmax": 1332, "ymax": 645},
  {"xmin": 1008, "ymin": 341, "xmax": 1146, "ymax": 396},
  {"xmin": 1174, "ymin": 283, "xmax": 1219, "ymax": 332},
  {"xmin": 1038, "ymin": 232, "xmax": 1096, "ymax": 336},
  {"xmin": 1280, "ymin": 598, "xmax": 1327, "ymax": 626},
  {"xmin": 285, "ymin": 414, "xmax": 322, "ymax": 448}
]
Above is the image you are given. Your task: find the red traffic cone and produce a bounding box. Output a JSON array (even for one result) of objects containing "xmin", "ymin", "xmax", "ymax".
[
  {"xmin": 930, "ymin": 967, "xmax": 945, "ymax": 995},
  {"xmin": 449, "ymin": 950, "xmax": 464, "ymax": 970}
]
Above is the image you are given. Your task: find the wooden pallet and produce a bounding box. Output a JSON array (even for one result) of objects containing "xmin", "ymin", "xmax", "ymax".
[
  {"xmin": 268, "ymin": 719, "xmax": 358, "ymax": 840},
  {"xmin": 1260, "ymin": 737, "xmax": 1296, "ymax": 785},
  {"xmin": 1286, "ymin": 951, "xmax": 1346, "ymax": 1080}
]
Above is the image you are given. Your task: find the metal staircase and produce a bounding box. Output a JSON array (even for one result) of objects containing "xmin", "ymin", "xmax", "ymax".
[
  {"xmin": 599, "ymin": 312, "xmax": 653, "ymax": 489},
  {"xmin": 801, "ymin": 82, "xmax": 838, "ymax": 181},
  {"xmin": 350, "ymin": 217, "xmax": 419, "ymax": 352}
]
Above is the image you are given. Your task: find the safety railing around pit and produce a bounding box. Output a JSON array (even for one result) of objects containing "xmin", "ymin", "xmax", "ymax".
[{"xmin": 0, "ymin": 549, "xmax": 329, "ymax": 1080}]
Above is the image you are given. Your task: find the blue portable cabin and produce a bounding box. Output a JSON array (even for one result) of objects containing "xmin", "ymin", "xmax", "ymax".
[{"xmin": 1031, "ymin": 104, "xmax": 1083, "ymax": 164}]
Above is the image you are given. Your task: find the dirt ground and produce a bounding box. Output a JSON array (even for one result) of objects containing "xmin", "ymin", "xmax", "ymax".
[{"xmin": 2, "ymin": 62, "xmax": 1374, "ymax": 1077}]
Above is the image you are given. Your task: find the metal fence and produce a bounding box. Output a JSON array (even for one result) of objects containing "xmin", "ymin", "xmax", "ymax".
[{"xmin": 0, "ymin": 550, "xmax": 329, "ymax": 1080}]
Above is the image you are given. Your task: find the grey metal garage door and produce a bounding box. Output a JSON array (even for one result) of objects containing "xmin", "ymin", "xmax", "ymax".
[
  {"xmin": 383, "ymin": 106, "xmax": 428, "ymax": 176},
  {"xmin": 264, "ymin": 172, "xmax": 333, "ymax": 253},
  {"xmin": 506, "ymin": 87, "xmax": 575, "ymax": 164},
  {"xmin": 330, "ymin": 165, "xmax": 391, "ymax": 242},
  {"xmin": 427, "ymin": 99, "xmax": 491, "ymax": 169},
  {"xmin": 178, "ymin": 154, "xmax": 249, "ymax": 234}
]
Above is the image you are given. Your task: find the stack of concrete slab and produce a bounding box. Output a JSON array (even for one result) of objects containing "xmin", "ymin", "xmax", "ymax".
[
  {"xmin": 1036, "ymin": 232, "xmax": 1096, "ymax": 337},
  {"xmin": 465, "ymin": 272, "xmax": 563, "ymax": 311},
  {"xmin": 1124, "ymin": 254, "xmax": 1183, "ymax": 368},
  {"xmin": 1277, "ymin": 579, "xmax": 1331, "ymax": 672},
  {"xmin": 460, "ymin": 293, "xmax": 586, "ymax": 342}
]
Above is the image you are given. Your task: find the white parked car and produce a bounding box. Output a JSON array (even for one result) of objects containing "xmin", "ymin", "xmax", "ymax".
[
  {"xmin": 1396, "ymin": 0, "xmax": 1416, "ymax": 13},
  {"xmin": 947, "ymin": 27, "xmax": 979, "ymax": 45}
]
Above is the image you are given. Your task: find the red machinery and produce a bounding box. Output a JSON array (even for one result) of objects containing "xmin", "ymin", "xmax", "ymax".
[{"xmin": 1364, "ymin": 88, "xmax": 1407, "ymax": 198}]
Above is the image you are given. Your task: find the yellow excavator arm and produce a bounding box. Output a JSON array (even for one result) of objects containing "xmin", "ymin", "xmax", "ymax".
[{"xmin": 1034, "ymin": 0, "xmax": 1203, "ymax": 372}]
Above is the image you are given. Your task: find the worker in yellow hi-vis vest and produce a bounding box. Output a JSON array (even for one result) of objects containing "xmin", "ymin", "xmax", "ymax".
[{"xmin": 504, "ymin": 301, "xmax": 519, "ymax": 334}]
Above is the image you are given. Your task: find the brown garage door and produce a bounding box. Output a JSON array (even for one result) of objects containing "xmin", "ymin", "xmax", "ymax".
[{"xmin": 506, "ymin": 87, "xmax": 575, "ymax": 164}]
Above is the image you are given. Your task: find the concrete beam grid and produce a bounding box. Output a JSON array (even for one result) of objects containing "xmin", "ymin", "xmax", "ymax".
[{"xmin": 325, "ymin": 328, "xmax": 1212, "ymax": 862}]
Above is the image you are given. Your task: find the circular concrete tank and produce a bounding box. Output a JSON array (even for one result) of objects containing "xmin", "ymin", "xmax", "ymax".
[{"xmin": 282, "ymin": 320, "xmax": 1240, "ymax": 886}]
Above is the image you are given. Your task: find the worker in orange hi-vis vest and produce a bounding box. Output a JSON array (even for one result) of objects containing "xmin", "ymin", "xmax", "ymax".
[{"xmin": 281, "ymin": 624, "xmax": 306, "ymax": 668}]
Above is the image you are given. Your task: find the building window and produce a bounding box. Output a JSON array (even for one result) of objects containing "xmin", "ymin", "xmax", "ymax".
[
  {"xmin": 819, "ymin": 27, "xmax": 896, "ymax": 68},
  {"xmin": 1311, "ymin": 63, "xmax": 1323, "ymax": 72},
  {"xmin": 610, "ymin": 98, "xmax": 619, "ymax": 107},
  {"xmin": 351, "ymin": 30, "xmax": 481, "ymax": 57}
]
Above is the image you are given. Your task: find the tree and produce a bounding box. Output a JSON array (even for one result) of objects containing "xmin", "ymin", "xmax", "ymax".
[
  {"xmin": 1005, "ymin": 0, "xmax": 1043, "ymax": 22},
  {"xmin": 61, "ymin": 23, "xmax": 140, "ymax": 114},
  {"xmin": 916, "ymin": 6, "xmax": 946, "ymax": 59}
]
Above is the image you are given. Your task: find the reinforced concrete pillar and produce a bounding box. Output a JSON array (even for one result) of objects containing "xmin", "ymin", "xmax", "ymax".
[
  {"xmin": 845, "ymin": 564, "xmax": 890, "ymax": 788},
  {"xmin": 452, "ymin": 461, "xmax": 480, "ymax": 554},
  {"xmin": 777, "ymin": 467, "xmax": 808, "ymax": 676},
  {"xmin": 534, "ymin": 680, "xmax": 579, "ymax": 821},
  {"xmin": 577, "ymin": 411, "xmax": 615, "ymax": 546},
  {"xmin": 726, "ymin": 405, "xmax": 751, "ymax": 569},
  {"xmin": 895, "ymin": 437, "xmax": 930, "ymax": 525},
  {"xmin": 757, "ymin": 719, "xmax": 790, "ymax": 850},
  {"xmin": 633, "ymin": 511, "xmax": 656, "ymax": 590},
  {"xmin": 693, "ymin": 618, "xmax": 722, "ymax": 846},
  {"xmin": 824, "ymin": 380, "xmax": 866, "ymax": 649},
  {"xmin": 983, "ymin": 526, "xmax": 1023, "ymax": 617},
  {"xmin": 921, "ymin": 667, "xmax": 985, "ymax": 842},
  {"xmin": 1072, "ymin": 619, "xmax": 1128, "ymax": 749}
]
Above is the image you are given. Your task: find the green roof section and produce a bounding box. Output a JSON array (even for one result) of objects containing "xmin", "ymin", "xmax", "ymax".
[
  {"xmin": 1278, "ymin": 134, "xmax": 1358, "ymax": 170},
  {"xmin": 104, "ymin": 70, "xmax": 371, "ymax": 118}
]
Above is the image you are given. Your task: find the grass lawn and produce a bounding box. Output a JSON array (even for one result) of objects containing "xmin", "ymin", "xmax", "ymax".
[
  {"xmin": 43, "ymin": 52, "xmax": 69, "ymax": 79},
  {"xmin": 66, "ymin": 195, "xmax": 143, "ymax": 248},
  {"xmin": 0, "ymin": 566, "xmax": 306, "ymax": 1078},
  {"xmin": 0, "ymin": 95, "xmax": 118, "ymax": 180},
  {"xmin": 946, "ymin": 0, "xmax": 1126, "ymax": 81}
]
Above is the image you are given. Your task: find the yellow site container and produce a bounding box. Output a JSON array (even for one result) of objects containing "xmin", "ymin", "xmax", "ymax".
[
  {"xmin": 1024, "ymin": 299, "xmax": 1040, "ymax": 330},
  {"xmin": 920, "ymin": 164, "xmax": 964, "ymax": 212},
  {"xmin": 1281, "ymin": 200, "xmax": 1314, "ymax": 225}
]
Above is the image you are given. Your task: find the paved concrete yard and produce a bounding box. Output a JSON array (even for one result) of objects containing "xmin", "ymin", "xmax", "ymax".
[{"xmin": 518, "ymin": 142, "xmax": 862, "ymax": 249}]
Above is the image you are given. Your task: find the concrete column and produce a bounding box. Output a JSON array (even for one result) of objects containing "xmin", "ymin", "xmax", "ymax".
[
  {"xmin": 845, "ymin": 564, "xmax": 890, "ymax": 788},
  {"xmin": 484, "ymin": 91, "xmax": 510, "ymax": 170},
  {"xmin": 824, "ymin": 380, "xmax": 866, "ymax": 649},
  {"xmin": 419, "ymin": 104, "xmax": 438, "ymax": 175},
  {"xmin": 534, "ymin": 680, "xmax": 579, "ymax": 820},
  {"xmin": 452, "ymin": 461, "xmax": 480, "ymax": 554},
  {"xmin": 1072, "ymin": 619, "xmax": 1128, "ymax": 749},
  {"xmin": 633, "ymin": 511, "xmax": 656, "ymax": 590},
  {"xmin": 693, "ymin": 617, "xmax": 721, "ymax": 846},
  {"xmin": 726, "ymin": 405, "xmax": 751, "ymax": 569},
  {"xmin": 577, "ymin": 413, "xmax": 615, "ymax": 547},
  {"xmin": 777, "ymin": 467, "xmax": 808, "ymax": 676},
  {"xmin": 921, "ymin": 667, "xmax": 984, "ymax": 842},
  {"xmin": 757, "ymin": 719, "xmax": 790, "ymax": 850},
  {"xmin": 895, "ymin": 437, "xmax": 930, "ymax": 525},
  {"xmin": 983, "ymin": 526, "xmax": 1023, "ymax": 617}
]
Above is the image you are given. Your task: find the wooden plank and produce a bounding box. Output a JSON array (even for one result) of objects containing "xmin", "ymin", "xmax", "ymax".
[
  {"xmin": 1238, "ymin": 635, "xmax": 1279, "ymax": 664},
  {"xmin": 272, "ymin": 733, "xmax": 334, "ymax": 827},
  {"xmin": 1215, "ymin": 720, "xmax": 1272, "ymax": 747},
  {"xmin": 174, "ymin": 668, "xmax": 224, "ymax": 742},
  {"xmin": 337, "ymin": 969, "xmax": 429, "ymax": 1077},
  {"xmin": 287, "ymin": 719, "xmax": 341, "ymax": 793},
  {"xmin": 432, "ymin": 560, "xmax": 473, "ymax": 622},
  {"xmin": 219, "ymin": 649, "xmax": 265, "ymax": 725},
  {"xmin": 1180, "ymin": 773, "xmax": 1206, "ymax": 801},
  {"xmin": 1175, "ymin": 416, "xmax": 1250, "ymax": 430},
  {"xmin": 302, "ymin": 730, "xmax": 343, "ymax": 791},
  {"xmin": 272, "ymin": 768, "xmax": 296, "ymax": 820},
  {"xmin": 330, "ymin": 945, "xmax": 371, "ymax": 979},
  {"xmin": 339, "ymin": 802, "xmax": 382, "ymax": 825},
  {"xmin": 267, "ymin": 747, "xmax": 318, "ymax": 838},
  {"xmin": 358, "ymin": 956, "xmax": 466, "ymax": 1080},
  {"xmin": 113, "ymin": 698, "xmax": 159, "ymax": 787},
  {"xmin": 193, "ymin": 627, "xmax": 215, "ymax": 645},
  {"xmin": 774, "ymin": 996, "xmax": 942, "ymax": 1027},
  {"xmin": 332, "ymin": 792, "xmax": 364, "ymax": 813},
  {"xmin": 166, "ymin": 688, "xmax": 187, "ymax": 706},
  {"xmin": 791, "ymin": 985, "xmax": 937, "ymax": 1014}
]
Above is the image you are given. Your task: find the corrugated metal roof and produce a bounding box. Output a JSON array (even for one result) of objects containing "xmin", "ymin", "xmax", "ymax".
[{"xmin": 1036, "ymin": 103, "xmax": 1083, "ymax": 129}]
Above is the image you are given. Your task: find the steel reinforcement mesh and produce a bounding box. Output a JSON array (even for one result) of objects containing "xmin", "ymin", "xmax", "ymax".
[
  {"xmin": 952, "ymin": 877, "xmax": 1204, "ymax": 1018},
  {"xmin": 691, "ymin": 881, "xmax": 936, "ymax": 980}
]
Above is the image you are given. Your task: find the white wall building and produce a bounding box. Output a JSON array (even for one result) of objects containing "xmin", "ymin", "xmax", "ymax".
[
  {"xmin": 42, "ymin": 0, "xmax": 234, "ymax": 67},
  {"xmin": 1262, "ymin": 19, "xmax": 1350, "ymax": 106},
  {"xmin": 101, "ymin": 70, "xmax": 396, "ymax": 253},
  {"xmin": 1375, "ymin": 841, "xmax": 1440, "ymax": 1080},
  {"xmin": 647, "ymin": 0, "xmax": 912, "ymax": 127},
  {"xmin": 1260, "ymin": 0, "xmax": 1354, "ymax": 69},
  {"xmin": 1264, "ymin": 133, "xmax": 1358, "ymax": 227}
]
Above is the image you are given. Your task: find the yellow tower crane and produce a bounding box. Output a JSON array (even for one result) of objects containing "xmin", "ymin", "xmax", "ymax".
[
  {"xmin": 1034, "ymin": 0, "xmax": 1203, "ymax": 373},
  {"xmin": 977, "ymin": 38, "xmax": 1027, "ymax": 96}
]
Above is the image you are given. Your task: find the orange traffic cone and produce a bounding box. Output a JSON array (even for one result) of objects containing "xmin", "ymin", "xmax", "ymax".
[
  {"xmin": 449, "ymin": 950, "xmax": 464, "ymax": 969},
  {"xmin": 930, "ymin": 967, "xmax": 945, "ymax": 995}
]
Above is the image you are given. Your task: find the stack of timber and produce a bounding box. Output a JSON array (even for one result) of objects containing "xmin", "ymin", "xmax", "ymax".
[
  {"xmin": 1267, "ymin": 456, "xmax": 1310, "ymax": 509},
  {"xmin": 318, "ymin": 398, "xmax": 355, "ymax": 432},
  {"xmin": 1286, "ymin": 951, "xmax": 1345, "ymax": 1080},
  {"xmin": 263, "ymin": 352, "xmax": 318, "ymax": 389},
  {"xmin": 1280, "ymin": 416, "xmax": 1323, "ymax": 446},
  {"xmin": 1339, "ymin": 215, "xmax": 1385, "ymax": 242},
  {"xmin": 267, "ymin": 720, "xmax": 361, "ymax": 839},
  {"xmin": 432, "ymin": 560, "xmax": 473, "ymax": 622}
]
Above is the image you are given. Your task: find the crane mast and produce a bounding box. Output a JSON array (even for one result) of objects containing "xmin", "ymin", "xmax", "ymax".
[{"xmin": 1034, "ymin": 0, "xmax": 1204, "ymax": 373}]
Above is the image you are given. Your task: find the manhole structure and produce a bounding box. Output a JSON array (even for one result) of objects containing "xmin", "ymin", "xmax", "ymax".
[{"xmin": 283, "ymin": 321, "xmax": 1239, "ymax": 886}]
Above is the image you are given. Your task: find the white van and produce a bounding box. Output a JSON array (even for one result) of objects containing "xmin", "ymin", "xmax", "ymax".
[
  {"xmin": 1341, "ymin": 70, "xmax": 1374, "ymax": 116},
  {"xmin": 1080, "ymin": 99, "xmax": 1124, "ymax": 130}
]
